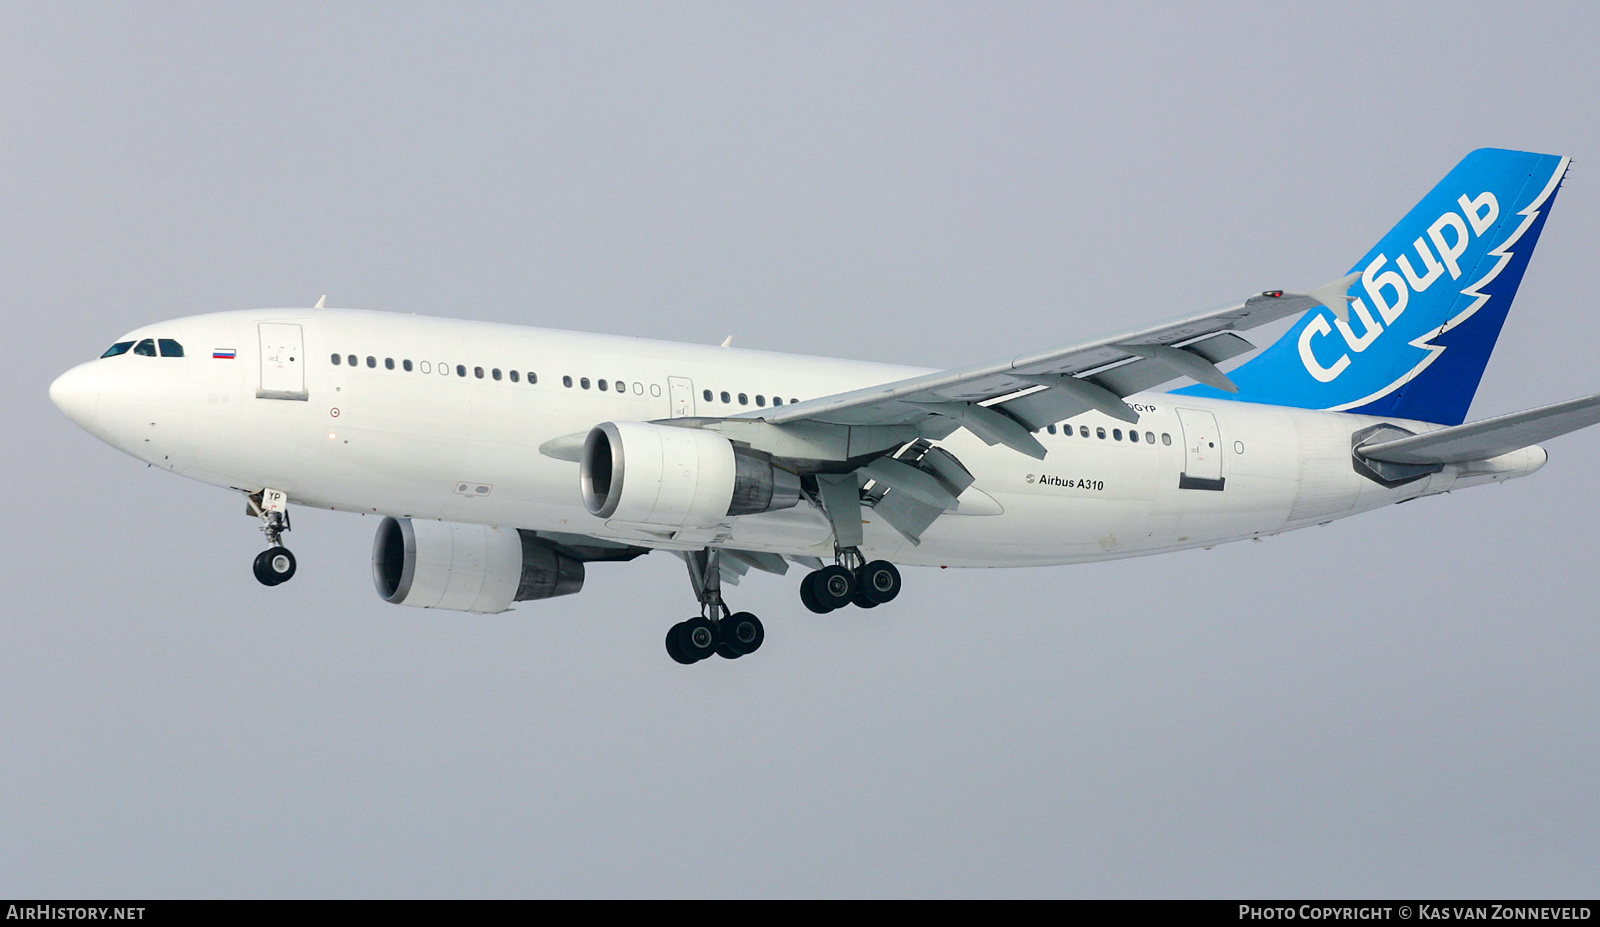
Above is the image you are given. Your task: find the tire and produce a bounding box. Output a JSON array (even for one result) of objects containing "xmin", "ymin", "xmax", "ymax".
[
  {"xmin": 851, "ymin": 590, "xmax": 879, "ymax": 609},
  {"xmin": 253, "ymin": 546, "xmax": 296, "ymax": 586},
  {"xmin": 665, "ymin": 623, "xmax": 697, "ymax": 665},
  {"xmin": 857, "ymin": 560, "xmax": 901, "ymax": 605},
  {"xmin": 800, "ymin": 571, "xmax": 832, "ymax": 614},
  {"xmin": 721, "ymin": 612, "xmax": 765, "ymax": 656},
  {"xmin": 675, "ymin": 616, "xmax": 719, "ymax": 662},
  {"xmin": 812, "ymin": 565, "xmax": 856, "ymax": 611}
]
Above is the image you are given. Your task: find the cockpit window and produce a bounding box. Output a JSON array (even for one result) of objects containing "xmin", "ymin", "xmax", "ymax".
[
  {"xmin": 133, "ymin": 338, "xmax": 157, "ymax": 356},
  {"xmin": 158, "ymin": 339, "xmax": 184, "ymax": 357},
  {"xmin": 101, "ymin": 341, "xmax": 134, "ymax": 358}
]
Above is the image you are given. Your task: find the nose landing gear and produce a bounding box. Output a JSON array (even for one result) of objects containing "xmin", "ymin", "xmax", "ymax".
[
  {"xmin": 247, "ymin": 488, "xmax": 297, "ymax": 587},
  {"xmin": 253, "ymin": 546, "xmax": 297, "ymax": 585}
]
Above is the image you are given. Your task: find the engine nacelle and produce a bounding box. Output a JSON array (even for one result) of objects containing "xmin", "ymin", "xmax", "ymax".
[
  {"xmin": 372, "ymin": 516, "xmax": 584, "ymax": 614},
  {"xmin": 580, "ymin": 421, "xmax": 801, "ymax": 527}
]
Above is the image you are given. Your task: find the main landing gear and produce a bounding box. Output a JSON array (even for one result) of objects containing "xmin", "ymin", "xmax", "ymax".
[
  {"xmin": 248, "ymin": 488, "xmax": 297, "ymax": 587},
  {"xmin": 799, "ymin": 550, "xmax": 901, "ymax": 614},
  {"xmin": 667, "ymin": 548, "xmax": 765, "ymax": 665}
]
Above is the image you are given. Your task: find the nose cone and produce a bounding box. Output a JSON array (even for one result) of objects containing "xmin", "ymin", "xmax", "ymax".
[{"xmin": 50, "ymin": 362, "xmax": 103, "ymax": 430}]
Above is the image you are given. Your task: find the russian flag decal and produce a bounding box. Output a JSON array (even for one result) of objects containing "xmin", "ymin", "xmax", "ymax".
[{"xmin": 213, "ymin": 348, "xmax": 237, "ymax": 359}]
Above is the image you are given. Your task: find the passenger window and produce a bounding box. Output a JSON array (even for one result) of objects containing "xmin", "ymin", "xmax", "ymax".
[
  {"xmin": 438, "ymin": 361, "xmax": 448, "ymax": 375},
  {"xmin": 385, "ymin": 358, "xmax": 395, "ymax": 370},
  {"xmin": 420, "ymin": 361, "xmax": 431, "ymax": 374},
  {"xmin": 633, "ymin": 382, "xmax": 643, "ymax": 395},
  {"xmin": 1046, "ymin": 424, "xmax": 1056, "ymax": 434},
  {"xmin": 133, "ymin": 339, "xmax": 157, "ymax": 356},
  {"xmin": 330, "ymin": 353, "xmax": 341, "ymax": 365},
  {"xmin": 581, "ymin": 378, "xmax": 590, "ymax": 389},
  {"xmin": 738, "ymin": 393, "xmax": 748, "ymax": 405},
  {"xmin": 773, "ymin": 397, "xmax": 783, "ymax": 406},
  {"xmin": 492, "ymin": 368, "xmax": 501, "ymax": 381},
  {"xmin": 457, "ymin": 365, "xmax": 467, "ymax": 377},
  {"xmin": 756, "ymin": 395, "xmax": 766, "ymax": 406},
  {"xmin": 404, "ymin": 360, "xmax": 413, "ymax": 372},
  {"xmin": 1096, "ymin": 427, "xmax": 1106, "ymax": 439},
  {"xmin": 791, "ymin": 398, "xmax": 799, "ymax": 405},
  {"xmin": 102, "ymin": 341, "xmax": 135, "ymax": 358},
  {"xmin": 348, "ymin": 355, "xmax": 358, "ymax": 366},
  {"xmin": 598, "ymin": 379, "xmax": 608, "ymax": 391},
  {"xmin": 1162, "ymin": 433, "xmax": 1172, "ymax": 446},
  {"xmin": 509, "ymin": 370, "xmax": 519, "ymax": 382},
  {"xmin": 528, "ymin": 372, "xmax": 538, "ymax": 384},
  {"xmin": 703, "ymin": 389, "xmax": 712, "ymax": 401},
  {"xmin": 1129, "ymin": 430, "xmax": 1139, "ymax": 443},
  {"xmin": 474, "ymin": 366, "xmax": 484, "ymax": 379},
  {"xmin": 1113, "ymin": 429, "xmax": 1122, "ymax": 441},
  {"xmin": 720, "ymin": 391, "xmax": 730, "ymax": 403},
  {"xmin": 1145, "ymin": 431, "xmax": 1154, "ymax": 444},
  {"xmin": 1080, "ymin": 425, "xmax": 1089, "ymax": 437},
  {"xmin": 367, "ymin": 356, "xmax": 376, "ymax": 368},
  {"xmin": 563, "ymin": 376, "xmax": 573, "ymax": 388}
]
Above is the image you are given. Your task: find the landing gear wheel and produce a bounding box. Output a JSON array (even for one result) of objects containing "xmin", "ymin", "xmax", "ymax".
[
  {"xmin": 857, "ymin": 560, "xmax": 902, "ymax": 605},
  {"xmin": 665, "ymin": 624, "xmax": 697, "ymax": 665},
  {"xmin": 253, "ymin": 546, "xmax": 297, "ymax": 586},
  {"xmin": 720, "ymin": 612, "xmax": 765, "ymax": 657},
  {"xmin": 851, "ymin": 590, "xmax": 879, "ymax": 609},
  {"xmin": 675, "ymin": 616, "xmax": 719, "ymax": 662},
  {"xmin": 800, "ymin": 571, "xmax": 831, "ymax": 614},
  {"xmin": 812, "ymin": 565, "xmax": 857, "ymax": 612}
]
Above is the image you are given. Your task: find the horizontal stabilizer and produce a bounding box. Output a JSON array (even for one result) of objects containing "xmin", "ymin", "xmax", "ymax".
[{"xmin": 1358, "ymin": 391, "xmax": 1600, "ymax": 465}]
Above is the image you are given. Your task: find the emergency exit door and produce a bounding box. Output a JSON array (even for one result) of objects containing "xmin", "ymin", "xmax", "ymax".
[{"xmin": 668, "ymin": 376, "xmax": 695, "ymax": 417}]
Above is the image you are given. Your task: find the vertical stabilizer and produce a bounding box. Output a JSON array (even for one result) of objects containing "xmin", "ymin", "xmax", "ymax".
[{"xmin": 1178, "ymin": 149, "xmax": 1569, "ymax": 425}]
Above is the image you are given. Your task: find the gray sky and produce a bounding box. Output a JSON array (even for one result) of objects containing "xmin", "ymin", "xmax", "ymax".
[{"xmin": 5, "ymin": 1, "xmax": 1599, "ymax": 897}]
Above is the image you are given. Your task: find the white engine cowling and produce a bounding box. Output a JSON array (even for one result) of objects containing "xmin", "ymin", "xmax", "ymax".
[
  {"xmin": 580, "ymin": 421, "xmax": 801, "ymax": 527},
  {"xmin": 372, "ymin": 516, "xmax": 584, "ymax": 614}
]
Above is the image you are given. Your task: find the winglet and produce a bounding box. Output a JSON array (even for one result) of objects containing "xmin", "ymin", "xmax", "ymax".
[
  {"xmin": 314, "ymin": 295, "xmax": 327, "ymax": 309},
  {"xmin": 1306, "ymin": 272, "xmax": 1359, "ymax": 323}
]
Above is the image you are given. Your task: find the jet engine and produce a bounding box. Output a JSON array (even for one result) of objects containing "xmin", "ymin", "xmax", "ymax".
[
  {"xmin": 372, "ymin": 516, "xmax": 584, "ymax": 613},
  {"xmin": 579, "ymin": 421, "xmax": 801, "ymax": 527}
]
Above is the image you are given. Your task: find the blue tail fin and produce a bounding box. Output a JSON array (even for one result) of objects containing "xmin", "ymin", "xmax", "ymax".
[{"xmin": 1176, "ymin": 149, "xmax": 1569, "ymax": 425}]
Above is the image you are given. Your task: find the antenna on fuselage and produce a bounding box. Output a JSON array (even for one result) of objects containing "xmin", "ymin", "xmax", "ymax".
[{"xmin": 313, "ymin": 295, "xmax": 327, "ymax": 309}]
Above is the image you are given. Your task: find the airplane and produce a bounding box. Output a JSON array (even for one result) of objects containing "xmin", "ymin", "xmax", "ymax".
[{"xmin": 49, "ymin": 148, "xmax": 1600, "ymax": 665}]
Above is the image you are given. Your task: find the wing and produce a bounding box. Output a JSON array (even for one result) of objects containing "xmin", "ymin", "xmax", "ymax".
[
  {"xmin": 542, "ymin": 279, "xmax": 1355, "ymax": 547},
  {"xmin": 742, "ymin": 276, "xmax": 1359, "ymax": 460}
]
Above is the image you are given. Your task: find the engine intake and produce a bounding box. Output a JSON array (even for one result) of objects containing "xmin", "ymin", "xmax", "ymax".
[
  {"xmin": 580, "ymin": 421, "xmax": 800, "ymax": 527},
  {"xmin": 372, "ymin": 516, "xmax": 584, "ymax": 613}
]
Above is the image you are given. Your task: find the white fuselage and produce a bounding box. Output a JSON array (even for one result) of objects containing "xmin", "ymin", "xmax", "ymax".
[{"xmin": 51, "ymin": 308, "xmax": 1547, "ymax": 568}]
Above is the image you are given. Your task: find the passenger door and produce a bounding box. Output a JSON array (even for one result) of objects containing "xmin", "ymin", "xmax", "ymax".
[
  {"xmin": 1176, "ymin": 407, "xmax": 1225, "ymax": 490},
  {"xmin": 257, "ymin": 322, "xmax": 308, "ymax": 400}
]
